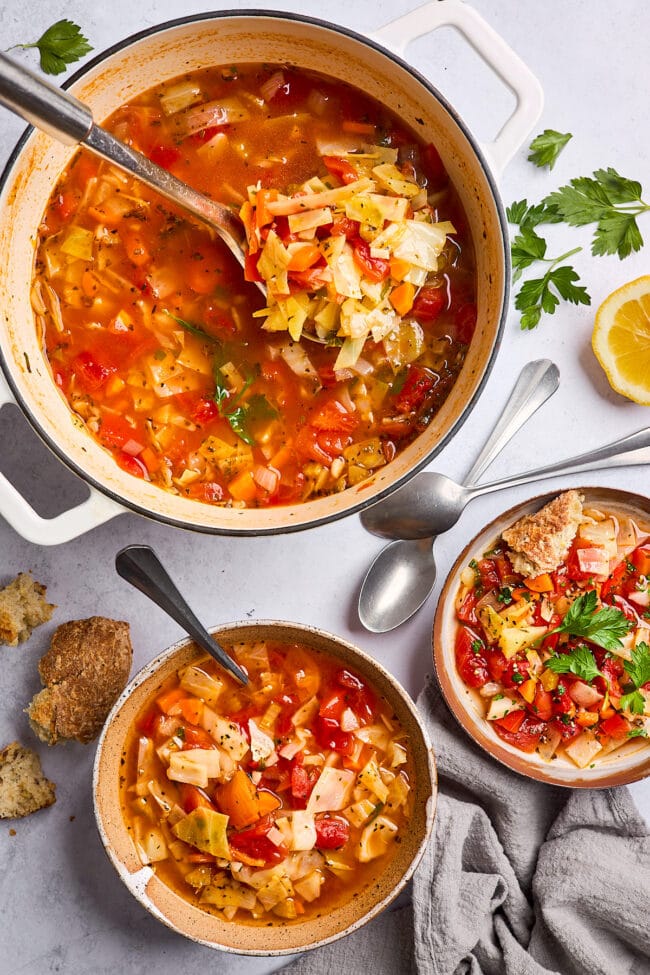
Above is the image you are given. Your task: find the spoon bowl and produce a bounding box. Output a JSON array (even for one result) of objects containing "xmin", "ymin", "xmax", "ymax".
[{"xmin": 359, "ymin": 538, "xmax": 438, "ymax": 632}]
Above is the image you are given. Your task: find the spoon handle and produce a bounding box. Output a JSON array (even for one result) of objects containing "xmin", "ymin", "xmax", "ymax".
[
  {"xmin": 465, "ymin": 359, "xmax": 559, "ymax": 483},
  {"xmin": 115, "ymin": 545, "xmax": 248, "ymax": 685},
  {"xmin": 468, "ymin": 426, "xmax": 650, "ymax": 498},
  {"xmin": 0, "ymin": 53, "xmax": 249, "ymax": 274}
]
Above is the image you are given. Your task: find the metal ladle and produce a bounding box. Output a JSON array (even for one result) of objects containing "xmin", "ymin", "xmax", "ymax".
[
  {"xmin": 358, "ymin": 359, "xmax": 559, "ymax": 631},
  {"xmin": 0, "ymin": 52, "xmax": 261, "ymax": 292}
]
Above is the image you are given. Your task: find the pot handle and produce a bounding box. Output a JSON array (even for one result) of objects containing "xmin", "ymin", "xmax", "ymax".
[
  {"xmin": 0, "ymin": 372, "xmax": 124, "ymax": 545},
  {"xmin": 371, "ymin": 0, "xmax": 543, "ymax": 175}
]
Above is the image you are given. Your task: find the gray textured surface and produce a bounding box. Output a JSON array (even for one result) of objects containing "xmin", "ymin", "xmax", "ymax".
[{"xmin": 1, "ymin": 1, "xmax": 649, "ymax": 973}]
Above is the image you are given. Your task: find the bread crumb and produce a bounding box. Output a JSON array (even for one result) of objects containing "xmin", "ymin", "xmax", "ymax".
[
  {"xmin": 502, "ymin": 490, "xmax": 584, "ymax": 577},
  {"xmin": 0, "ymin": 573, "xmax": 55, "ymax": 646},
  {"xmin": 0, "ymin": 741, "xmax": 56, "ymax": 818},
  {"xmin": 26, "ymin": 617, "xmax": 133, "ymax": 745}
]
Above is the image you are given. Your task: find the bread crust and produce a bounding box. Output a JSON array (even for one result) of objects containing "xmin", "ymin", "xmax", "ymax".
[
  {"xmin": 502, "ymin": 490, "xmax": 584, "ymax": 577},
  {"xmin": 27, "ymin": 617, "xmax": 133, "ymax": 744},
  {"xmin": 0, "ymin": 741, "xmax": 56, "ymax": 818},
  {"xmin": 0, "ymin": 573, "xmax": 55, "ymax": 646}
]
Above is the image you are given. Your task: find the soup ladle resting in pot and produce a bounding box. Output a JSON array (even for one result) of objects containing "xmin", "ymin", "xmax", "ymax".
[{"xmin": 0, "ymin": 52, "xmax": 262, "ymax": 294}]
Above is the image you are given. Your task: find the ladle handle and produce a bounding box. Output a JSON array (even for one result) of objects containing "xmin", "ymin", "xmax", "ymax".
[
  {"xmin": 468, "ymin": 427, "xmax": 650, "ymax": 497},
  {"xmin": 466, "ymin": 360, "xmax": 559, "ymax": 484},
  {"xmin": 115, "ymin": 545, "xmax": 248, "ymax": 686},
  {"xmin": 0, "ymin": 53, "xmax": 249, "ymax": 270},
  {"xmin": 0, "ymin": 51, "xmax": 92, "ymax": 143}
]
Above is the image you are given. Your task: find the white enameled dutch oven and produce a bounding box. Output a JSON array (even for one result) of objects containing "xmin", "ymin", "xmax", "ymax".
[{"xmin": 0, "ymin": 3, "xmax": 542, "ymax": 544}]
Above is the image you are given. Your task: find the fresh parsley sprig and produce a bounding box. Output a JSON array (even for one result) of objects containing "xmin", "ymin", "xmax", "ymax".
[
  {"xmin": 546, "ymin": 645, "xmax": 602, "ymax": 683},
  {"xmin": 10, "ymin": 20, "xmax": 92, "ymax": 75},
  {"xmin": 166, "ymin": 312, "xmax": 222, "ymax": 346},
  {"xmin": 548, "ymin": 590, "xmax": 631, "ymax": 651},
  {"xmin": 545, "ymin": 168, "xmax": 650, "ymax": 260},
  {"xmin": 620, "ymin": 642, "xmax": 650, "ymax": 715},
  {"xmin": 527, "ymin": 129, "xmax": 572, "ymax": 170}
]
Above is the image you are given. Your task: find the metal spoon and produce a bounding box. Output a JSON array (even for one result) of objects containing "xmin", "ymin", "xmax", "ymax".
[
  {"xmin": 362, "ymin": 426, "xmax": 650, "ymax": 542},
  {"xmin": 115, "ymin": 544, "xmax": 248, "ymax": 685},
  {"xmin": 358, "ymin": 359, "xmax": 559, "ymax": 631},
  {"xmin": 0, "ymin": 53, "xmax": 259, "ymax": 290}
]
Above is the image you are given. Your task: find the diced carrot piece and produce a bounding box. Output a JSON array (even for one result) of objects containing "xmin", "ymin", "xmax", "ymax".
[
  {"xmin": 342, "ymin": 120, "xmax": 376, "ymax": 135},
  {"xmin": 518, "ymin": 678, "xmax": 537, "ymax": 704},
  {"xmin": 139, "ymin": 447, "xmax": 160, "ymax": 474},
  {"xmin": 389, "ymin": 281, "xmax": 416, "ymax": 316},
  {"xmin": 214, "ymin": 770, "xmax": 263, "ymax": 829},
  {"xmin": 525, "ymin": 573, "xmax": 554, "ymax": 593},
  {"xmin": 176, "ymin": 697, "xmax": 204, "ymax": 725},
  {"xmin": 287, "ymin": 244, "xmax": 321, "ymax": 272},
  {"xmin": 269, "ymin": 443, "xmax": 293, "ymax": 470},
  {"xmin": 389, "ymin": 257, "xmax": 411, "ymax": 282},
  {"xmin": 294, "ymin": 899, "xmax": 305, "ymax": 915},
  {"xmin": 123, "ymin": 231, "xmax": 151, "ymax": 267},
  {"xmin": 104, "ymin": 376, "xmax": 125, "ymax": 398},
  {"xmin": 576, "ymin": 709, "xmax": 600, "ymax": 728},
  {"xmin": 156, "ymin": 686, "xmax": 187, "ymax": 714},
  {"xmin": 255, "ymin": 188, "xmax": 278, "ymax": 229},
  {"xmin": 257, "ymin": 790, "xmax": 281, "ymax": 817},
  {"xmin": 228, "ymin": 469, "xmax": 257, "ymax": 503}
]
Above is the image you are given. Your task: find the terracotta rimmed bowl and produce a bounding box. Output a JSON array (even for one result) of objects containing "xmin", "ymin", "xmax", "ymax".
[
  {"xmin": 433, "ymin": 487, "xmax": 650, "ymax": 788},
  {"xmin": 0, "ymin": 6, "xmax": 541, "ymax": 542},
  {"xmin": 94, "ymin": 619, "xmax": 437, "ymax": 954}
]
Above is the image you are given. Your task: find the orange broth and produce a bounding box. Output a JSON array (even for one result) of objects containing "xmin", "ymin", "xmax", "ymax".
[
  {"xmin": 34, "ymin": 63, "xmax": 476, "ymax": 508},
  {"xmin": 119, "ymin": 641, "xmax": 413, "ymax": 923}
]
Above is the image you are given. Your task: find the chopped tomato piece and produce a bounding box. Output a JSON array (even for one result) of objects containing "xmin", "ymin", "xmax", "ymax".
[
  {"xmin": 73, "ymin": 351, "xmax": 115, "ymax": 392},
  {"xmin": 494, "ymin": 715, "xmax": 546, "ymax": 752},
  {"xmin": 149, "ymin": 144, "xmax": 181, "ymax": 169},
  {"xmin": 394, "ymin": 365, "xmax": 437, "ymax": 414},
  {"xmin": 314, "ymin": 816, "xmax": 350, "ymax": 849},
  {"xmin": 455, "ymin": 627, "xmax": 489, "ymax": 688},
  {"xmin": 411, "ymin": 286, "xmax": 446, "ymax": 322},
  {"xmin": 456, "ymin": 589, "xmax": 479, "ymax": 625},
  {"xmin": 454, "ymin": 302, "xmax": 477, "ymax": 344},
  {"xmin": 291, "ymin": 764, "xmax": 318, "ymax": 803},
  {"xmin": 178, "ymin": 784, "xmax": 217, "ymax": 814},
  {"xmin": 330, "ymin": 216, "xmax": 360, "ymax": 239},
  {"xmin": 352, "ymin": 239, "xmax": 390, "ymax": 282},
  {"xmin": 228, "ymin": 815, "xmax": 287, "ymax": 865},
  {"xmin": 322, "ymin": 156, "xmax": 359, "ymax": 185},
  {"xmin": 600, "ymin": 713, "xmax": 631, "ymax": 739},
  {"xmin": 315, "ymin": 716, "xmax": 355, "ymax": 756}
]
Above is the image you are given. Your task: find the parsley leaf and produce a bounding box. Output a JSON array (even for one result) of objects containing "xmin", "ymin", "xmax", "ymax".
[
  {"xmin": 15, "ymin": 20, "xmax": 93, "ymax": 75},
  {"xmin": 507, "ymin": 199, "xmax": 562, "ymax": 230},
  {"xmin": 514, "ymin": 248, "xmax": 591, "ymax": 330},
  {"xmin": 546, "ymin": 645, "xmax": 602, "ymax": 683},
  {"xmin": 527, "ymin": 129, "xmax": 572, "ymax": 170},
  {"xmin": 550, "ymin": 590, "xmax": 632, "ymax": 650},
  {"xmin": 624, "ymin": 641, "xmax": 650, "ymax": 688},
  {"xmin": 627, "ymin": 727, "xmax": 649, "ymax": 739},
  {"xmin": 211, "ymin": 362, "xmax": 276, "ymax": 446},
  {"xmin": 620, "ymin": 690, "xmax": 646, "ymax": 715},
  {"xmin": 545, "ymin": 167, "xmax": 650, "ymax": 260}
]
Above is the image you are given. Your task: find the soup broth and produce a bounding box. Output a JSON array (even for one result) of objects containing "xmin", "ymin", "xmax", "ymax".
[
  {"xmin": 34, "ymin": 63, "xmax": 476, "ymax": 508},
  {"xmin": 120, "ymin": 641, "xmax": 414, "ymax": 924}
]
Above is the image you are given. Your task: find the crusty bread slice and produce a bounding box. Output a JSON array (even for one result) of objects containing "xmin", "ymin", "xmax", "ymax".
[
  {"xmin": 502, "ymin": 489, "xmax": 584, "ymax": 578},
  {"xmin": 0, "ymin": 741, "xmax": 56, "ymax": 818},
  {"xmin": 27, "ymin": 617, "xmax": 133, "ymax": 745},
  {"xmin": 0, "ymin": 573, "xmax": 55, "ymax": 646}
]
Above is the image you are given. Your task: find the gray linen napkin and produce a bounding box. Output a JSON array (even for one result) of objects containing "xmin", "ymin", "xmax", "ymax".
[{"xmin": 283, "ymin": 675, "xmax": 650, "ymax": 975}]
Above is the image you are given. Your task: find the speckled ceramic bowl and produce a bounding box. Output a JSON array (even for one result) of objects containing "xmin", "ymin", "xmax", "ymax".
[
  {"xmin": 433, "ymin": 487, "xmax": 650, "ymax": 788},
  {"xmin": 94, "ymin": 620, "xmax": 436, "ymax": 954}
]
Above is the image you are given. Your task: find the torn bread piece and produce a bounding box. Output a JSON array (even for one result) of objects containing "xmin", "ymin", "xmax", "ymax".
[
  {"xmin": 0, "ymin": 573, "xmax": 55, "ymax": 646},
  {"xmin": 502, "ymin": 489, "xmax": 584, "ymax": 578},
  {"xmin": 0, "ymin": 741, "xmax": 56, "ymax": 818},
  {"xmin": 27, "ymin": 617, "xmax": 133, "ymax": 745}
]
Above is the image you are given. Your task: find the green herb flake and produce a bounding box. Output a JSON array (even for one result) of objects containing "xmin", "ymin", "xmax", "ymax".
[
  {"xmin": 527, "ymin": 129, "xmax": 572, "ymax": 170},
  {"xmin": 13, "ymin": 19, "xmax": 93, "ymax": 75}
]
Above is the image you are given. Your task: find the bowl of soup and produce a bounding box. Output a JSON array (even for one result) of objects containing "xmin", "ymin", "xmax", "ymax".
[
  {"xmin": 0, "ymin": 9, "xmax": 532, "ymax": 539},
  {"xmin": 94, "ymin": 619, "xmax": 436, "ymax": 953},
  {"xmin": 433, "ymin": 487, "xmax": 650, "ymax": 788}
]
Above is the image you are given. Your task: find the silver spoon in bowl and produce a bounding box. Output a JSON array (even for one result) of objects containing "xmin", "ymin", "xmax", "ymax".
[
  {"xmin": 115, "ymin": 544, "xmax": 248, "ymax": 685},
  {"xmin": 0, "ymin": 53, "xmax": 263, "ymax": 294},
  {"xmin": 358, "ymin": 359, "xmax": 560, "ymax": 632}
]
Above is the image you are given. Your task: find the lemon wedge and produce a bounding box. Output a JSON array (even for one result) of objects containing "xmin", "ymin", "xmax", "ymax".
[{"xmin": 592, "ymin": 275, "xmax": 650, "ymax": 404}]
